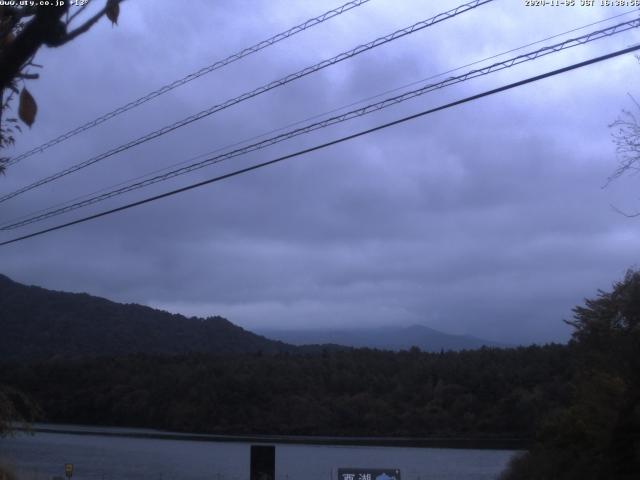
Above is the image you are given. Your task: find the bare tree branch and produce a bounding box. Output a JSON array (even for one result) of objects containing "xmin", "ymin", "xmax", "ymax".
[
  {"xmin": 55, "ymin": 4, "xmax": 109, "ymax": 45},
  {"xmin": 66, "ymin": 3, "xmax": 90, "ymax": 26},
  {"xmin": 15, "ymin": 72, "xmax": 39, "ymax": 80},
  {"xmin": 0, "ymin": 1, "xmax": 124, "ymax": 88},
  {"xmin": 50, "ymin": 0, "xmax": 125, "ymax": 46},
  {"xmin": 0, "ymin": 4, "xmax": 68, "ymax": 90},
  {"xmin": 610, "ymin": 203, "xmax": 640, "ymax": 218},
  {"xmin": 608, "ymin": 99, "xmax": 640, "ymax": 185}
]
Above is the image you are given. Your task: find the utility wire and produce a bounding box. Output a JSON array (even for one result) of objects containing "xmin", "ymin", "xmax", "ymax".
[
  {"xmin": 4, "ymin": 17, "xmax": 638, "ymax": 231},
  {"xmin": 5, "ymin": 0, "xmax": 373, "ymax": 167},
  {"xmin": 1, "ymin": 43, "xmax": 638, "ymax": 247},
  {"xmin": 5, "ymin": 7, "xmax": 633, "ymax": 230},
  {"xmin": 0, "ymin": 0, "xmax": 493, "ymax": 204}
]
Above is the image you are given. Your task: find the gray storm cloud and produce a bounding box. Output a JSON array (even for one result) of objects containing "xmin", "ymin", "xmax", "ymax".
[{"xmin": 1, "ymin": 0, "xmax": 639, "ymax": 343}]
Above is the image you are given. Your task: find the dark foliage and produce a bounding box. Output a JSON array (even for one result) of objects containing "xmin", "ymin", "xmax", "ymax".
[
  {"xmin": 0, "ymin": 383, "xmax": 40, "ymax": 436},
  {"xmin": 501, "ymin": 270, "xmax": 640, "ymax": 480},
  {"xmin": 0, "ymin": 344, "xmax": 573, "ymax": 439}
]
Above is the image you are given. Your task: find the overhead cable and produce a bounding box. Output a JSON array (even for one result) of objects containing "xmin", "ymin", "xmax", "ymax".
[
  {"xmin": 1, "ymin": 43, "xmax": 638, "ymax": 247},
  {"xmin": 3, "ymin": 17, "xmax": 638, "ymax": 230},
  {"xmin": 0, "ymin": 0, "xmax": 493, "ymax": 204},
  {"xmin": 8, "ymin": 6, "xmax": 632, "ymax": 230},
  {"xmin": 5, "ymin": 0, "xmax": 373, "ymax": 166}
]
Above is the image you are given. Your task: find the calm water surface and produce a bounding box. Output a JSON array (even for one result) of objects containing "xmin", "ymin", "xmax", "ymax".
[{"xmin": 0, "ymin": 429, "xmax": 517, "ymax": 480}]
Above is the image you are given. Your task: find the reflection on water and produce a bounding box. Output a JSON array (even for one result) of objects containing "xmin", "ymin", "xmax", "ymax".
[{"xmin": 0, "ymin": 430, "xmax": 517, "ymax": 480}]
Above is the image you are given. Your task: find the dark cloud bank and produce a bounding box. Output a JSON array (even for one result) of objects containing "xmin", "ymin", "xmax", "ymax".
[{"xmin": 1, "ymin": 0, "xmax": 639, "ymax": 343}]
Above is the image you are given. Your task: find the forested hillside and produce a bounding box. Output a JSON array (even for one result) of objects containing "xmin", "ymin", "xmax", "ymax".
[
  {"xmin": 0, "ymin": 274, "xmax": 291, "ymax": 360},
  {"xmin": 0, "ymin": 344, "xmax": 573, "ymax": 440}
]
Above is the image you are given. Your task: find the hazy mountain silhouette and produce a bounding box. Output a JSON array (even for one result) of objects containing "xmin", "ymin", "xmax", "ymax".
[{"xmin": 259, "ymin": 325, "xmax": 506, "ymax": 352}]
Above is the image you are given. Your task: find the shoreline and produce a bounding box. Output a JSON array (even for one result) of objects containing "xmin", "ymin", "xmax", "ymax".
[{"xmin": 19, "ymin": 424, "xmax": 528, "ymax": 450}]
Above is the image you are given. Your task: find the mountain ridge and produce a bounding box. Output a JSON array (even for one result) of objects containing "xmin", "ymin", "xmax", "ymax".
[
  {"xmin": 0, "ymin": 274, "xmax": 293, "ymax": 361},
  {"xmin": 0, "ymin": 274, "xmax": 505, "ymax": 361},
  {"xmin": 258, "ymin": 324, "xmax": 506, "ymax": 352}
]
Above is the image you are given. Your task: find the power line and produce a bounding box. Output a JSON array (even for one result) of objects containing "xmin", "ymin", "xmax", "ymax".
[
  {"xmin": 4, "ymin": 17, "xmax": 638, "ymax": 230},
  {"xmin": 323, "ymin": 8, "xmax": 639, "ymax": 118},
  {"xmin": 4, "ymin": 17, "xmax": 635, "ymax": 229},
  {"xmin": 6, "ymin": 7, "xmax": 632, "ymax": 230},
  {"xmin": 1, "ymin": 43, "xmax": 638, "ymax": 247},
  {"xmin": 0, "ymin": 0, "xmax": 493, "ymax": 204},
  {"xmin": 5, "ymin": 0, "xmax": 373, "ymax": 167}
]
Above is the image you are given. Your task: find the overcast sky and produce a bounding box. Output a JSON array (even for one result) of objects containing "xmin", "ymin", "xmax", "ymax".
[{"xmin": 1, "ymin": 0, "xmax": 639, "ymax": 343}]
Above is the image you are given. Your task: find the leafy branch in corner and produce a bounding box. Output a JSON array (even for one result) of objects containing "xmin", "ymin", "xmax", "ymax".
[{"xmin": 0, "ymin": 0, "xmax": 124, "ymax": 175}]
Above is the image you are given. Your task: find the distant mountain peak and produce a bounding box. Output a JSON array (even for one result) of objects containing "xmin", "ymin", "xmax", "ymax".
[{"xmin": 258, "ymin": 325, "xmax": 505, "ymax": 352}]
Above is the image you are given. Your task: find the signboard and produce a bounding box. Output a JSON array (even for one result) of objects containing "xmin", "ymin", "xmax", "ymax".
[
  {"xmin": 64, "ymin": 463, "xmax": 73, "ymax": 478},
  {"xmin": 250, "ymin": 445, "xmax": 275, "ymax": 480},
  {"xmin": 338, "ymin": 469, "xmax": 401, "ymax": 480}
]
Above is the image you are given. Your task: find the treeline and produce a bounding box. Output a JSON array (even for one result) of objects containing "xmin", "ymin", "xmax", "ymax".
[{"xmin": 0, "ymin": 344, "xmax": 573, "ymax": 439}]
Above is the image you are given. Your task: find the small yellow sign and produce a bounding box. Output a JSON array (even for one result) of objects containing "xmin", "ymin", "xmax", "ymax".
[{"xmin": 64, "ymin": 464, "xmax": 73, "ymax": 478}]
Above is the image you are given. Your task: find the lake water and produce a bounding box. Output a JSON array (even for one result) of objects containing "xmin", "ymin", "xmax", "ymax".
[{"xmin": 0, "ymin": 427, "xmax": 518, "ymax": 480}]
